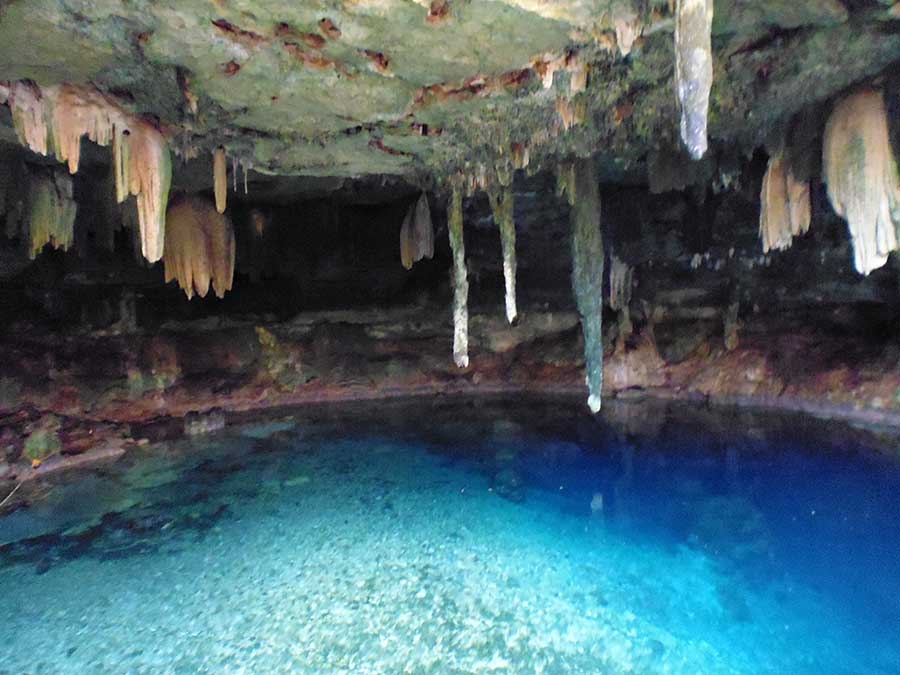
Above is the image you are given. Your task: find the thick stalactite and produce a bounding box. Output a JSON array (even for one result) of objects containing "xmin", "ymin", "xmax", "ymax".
[
  {"xmin": 570, "ymin": 158, "xmax": 604, "ymax": 413},
  {"xmin": 759, "ymin": 153, "xmax": 811, "ymax": 253},
  {"xmin": 674, "ymin": 0, "xmax": 714, "ymax": 160},
  {"xmin": 448, "ymin": 185, "xmax": 469, "ymax": 368},
  {"xmin": 399, "ymin": 192, "xmax": 434, "ymax": 270},
  {"xmin": 487, "ymin": 184, "xmax": 517, "ymax": 324},
  {"xmin": 163, "ymin": 195, "xmax": 235, "ymax": 300},
  {"xmin": 123, "ymin": 122, "xmax": 172, "ymax": 263},
  {"xmin": 823, "ymin": 88, "xmax": 900, "ymax": 275}
]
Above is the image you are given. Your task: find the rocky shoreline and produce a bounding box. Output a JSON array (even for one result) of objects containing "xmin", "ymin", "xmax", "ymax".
[{"xmin": 3, "ymin": 306, "xmax": 900, "ymax": 485}]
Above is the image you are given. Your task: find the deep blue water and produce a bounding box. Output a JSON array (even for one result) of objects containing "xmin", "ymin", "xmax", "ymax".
[{"xmin": 1, "ymin": 396, "xmax": 899, "ymax": 674}]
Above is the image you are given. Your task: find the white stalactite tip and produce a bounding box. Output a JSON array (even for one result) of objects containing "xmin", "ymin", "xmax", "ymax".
[
  {"xmin": 675, "ymin": 0, "xmax": 714, "ymax": 160},
  {"xmin": 214, "ymin": 147, "xmax": 227, "ymax": 214},
  {"xmin": 823, "ymin": 88, "xmax": 900, "ymax": 276}
]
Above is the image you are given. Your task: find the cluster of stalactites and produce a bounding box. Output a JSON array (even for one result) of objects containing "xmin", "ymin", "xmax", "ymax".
[
  {"xmin": 537, "ymin": 51, "xmax": 589, "ymax": 132},
  {"xmin": 823, "ymin": 88, "xmax": 900, "ymax": 276},
  {"xmin": 25, "ymin": 168, "xmax": 77, "ymax": 259},
  {"xmin": 6, "ymin": 80, "xmax": 172, "ymax": 263},
  {"xmin": 674, "ymin": 0, "xmax": 714, "ymax": 159},
  {"xmin": 759, "ymin": 153, "xmax": 811, "ymax": 253},
  {"xmin": 447, "ymin": 185, "xmax": 469, "ymax": 368},
  {"xmin": 400, "ymin": 192, "xmax": 435, "ymax": 270},
  {"xmin": 487, "ymin": 184, "xmax": 518, "ymax": 324},
  {"xmin": 163, "ymin": 195, "xmax": 235, "ymax": 300},
  {"xmin": 570, "ymin": 158, "xmax": 604, "ymax": 413},
  {"xmin": 212, "ymin": 147, "xmax": 252, "ymax": 214}
]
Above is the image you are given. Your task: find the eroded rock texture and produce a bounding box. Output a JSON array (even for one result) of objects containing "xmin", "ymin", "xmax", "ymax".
[{"xmin": 0, "ymin": 0, "xmax": 899, "ymax": 444}]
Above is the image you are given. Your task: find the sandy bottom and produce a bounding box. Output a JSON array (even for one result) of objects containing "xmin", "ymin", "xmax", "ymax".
[{"xmin": 0, "ymin": 405, "xmax": 895, "ymax": 674}]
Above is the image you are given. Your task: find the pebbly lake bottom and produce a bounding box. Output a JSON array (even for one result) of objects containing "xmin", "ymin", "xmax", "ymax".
[{"xmin": 1, "ymin": 395, "xmax": 899, "ymax": 674}]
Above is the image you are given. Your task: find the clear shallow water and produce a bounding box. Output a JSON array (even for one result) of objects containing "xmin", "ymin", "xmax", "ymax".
[{"xmin": 1, "ymin": 396, "xmax": 899, "ymax": 674}]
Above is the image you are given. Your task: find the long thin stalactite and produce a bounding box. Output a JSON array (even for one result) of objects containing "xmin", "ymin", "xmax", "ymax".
[
  {"xmin": 448, "ymin": 185, "xmax": 469, "ymax": 368},
  {"xmin": 570, "ymin": 158, "xmax": 604, "ymax": 412},
  {"xmin": 487, "ymin": 184, "xmax": 517, "ymax": 324}
]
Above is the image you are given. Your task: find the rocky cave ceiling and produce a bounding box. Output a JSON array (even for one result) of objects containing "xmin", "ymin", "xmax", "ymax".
[{"xmin": 0, "ymin": 0, "xmax": 898, "ymax": 187}]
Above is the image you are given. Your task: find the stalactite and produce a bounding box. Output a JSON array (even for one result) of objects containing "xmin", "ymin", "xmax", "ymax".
[
  {"xmin": 49, "ymin": 85, "xmax": 120, "ymax": 174},
  {"xmin": 567, "ymin": 54, "xmax": 588, "ymax": 93},
  {"xmin": 556, "ymin": 97, "xmax": 576, "ymax": 131},
  {"xmin": 823, "ymin": 88, "xmax": 900, "ymax": 275},
  {"xmin": 243, "ymin": 208, "xmax": 271, "ymax": 284},
  {"xmin": 8, "ymin": 81, "xmax": 49, "ymax": 156},
  {"xmin": 570, "ymin": 158, "xmax": 604, "ymax": 413},
  {"xmin": 723, "ymin": 297, "xmax": 740, "ymax": 351},
  {"xmin": 6, "ymin": 80, "xmax": 171, "ymax": 263},
  {"xmin": 612, "ymin": 8, "xmax": 642, "ymax": 57},
  {"xmin": 250, "ymin": 208, "xmax": 267, "ymax": 237},
  {"xmin": 126, "ymin": 122, "xmax": 172, "ymax": 262},
  {"xmin": 400, "ymin": 192, "xmax": 435, "ymax": 270},
  {"xmin": 214, "ymin": 147, "xmax": 227, "ymax": 214},
  {"xmin": 26, "ymin": 169, "xmax": 77, "ymax": 259},
  {"xmin": 487, "ymin": 185, "xmax": 517, "ymax": 323},
  {"xmin": 163, "ymin": 195, "xmax": 235, "ymax": 300},
  {"xmin": 556, "ymin": 161, "xmax": 577, "ymax": 206},
  {"xmin": 448, "ymin": 185, "xmax": 469, "ymax": 368},
  {"xmin": 232, "ymin": 155, "xmax": 238, "ymax": 193},
  {"xmin": 759, "ymin": 153, "xmax": 810, "ymax": 253},
  {"xmin": 674, "ymin": 0, "xmax": 714, "ymax": 159},
  {"xmin": 243, "ymin": 160, "xmax": 251, "ymax": 194},
  {"xmin": 609, "ymin": 255, "xmax": 633, "ymax": 351},
  {"xmin": 511, "ymin": 143, "xmax": 530, "ymax": 170}
]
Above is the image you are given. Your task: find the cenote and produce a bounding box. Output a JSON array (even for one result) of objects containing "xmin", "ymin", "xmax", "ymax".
[
  {"xmin": 1, "ymin": 397, "xmax": 899, "ymax": 674},
  {"xmin": 3, "ymin": 1, "xmax": 900, "ymax": 673}
]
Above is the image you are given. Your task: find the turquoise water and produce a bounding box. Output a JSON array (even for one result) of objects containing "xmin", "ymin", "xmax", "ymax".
[{"xmin": 1, "ymin": 397, "xmax": 899, "ymax": 674}]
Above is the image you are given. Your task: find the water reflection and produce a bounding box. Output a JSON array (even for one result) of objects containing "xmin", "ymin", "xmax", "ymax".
[{"xmin": 0, "ymin": 396, "xmax": 898, "ymax": 672}]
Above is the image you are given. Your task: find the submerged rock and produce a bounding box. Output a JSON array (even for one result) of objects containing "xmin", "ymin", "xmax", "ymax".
[
  {"xmin": 183, "ymin": 409, "xmax": 226, "ymax": 436},
  {"xmin": 492, "ymin": 467, "xmax": 526, "ymax": 503}
]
